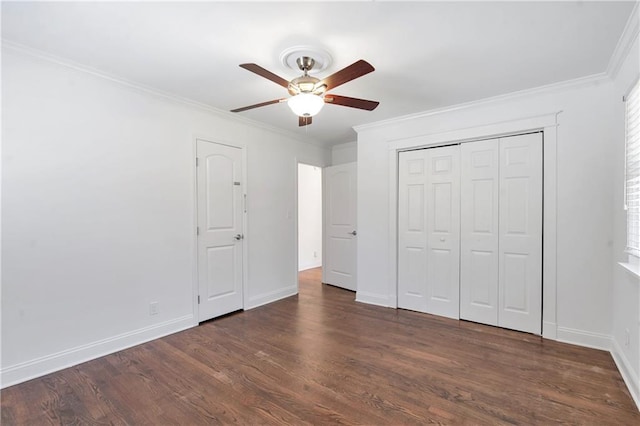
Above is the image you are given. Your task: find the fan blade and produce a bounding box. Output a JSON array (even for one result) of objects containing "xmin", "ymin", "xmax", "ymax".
[
  {"xmin": 299, "ymin": 116, "xmax": 312, "ymax": 127},
  {"xmin": 324, "ymin": 95, "xmax": 379, "ymax": 111},
  {"xmin": 320, "ymin": 60, "xmax": 375, "ymax": 91},
  {"xmin": 231, "ymin": 98, "xmax": 286, "ymax": 113},
  {"xmin": 239, "ymin": 63, "xmax": 290, "ymax": 89}
]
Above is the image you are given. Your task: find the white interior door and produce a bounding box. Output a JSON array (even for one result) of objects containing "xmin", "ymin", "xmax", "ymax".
[
  {"xmin": 426, "ymin": 146, "xmax": 461, "ymax": 318},
  {"xmin": 498, "ymin": 133, "xmax": 542, "ymax": 334},
  {"xmin": 323, "ymin": 162, "xmax": 357, "ymax": 291},
  {"xmin": 398, "ymin": 145, "xmax": 460, "ymax": 319},
  {"xmin": 459, "ymin": 133, "xmax": 542, "ymax": 333},
  {"xmin": 398, "ymin": 150, "xmax": 429, "ymax": 312},
  {"xmin": 460, "ymin": 139, "xmax": 500, "ymax": 325},
  {"xmin": 196, "ymin": 140, "xmax": 244, "ymax": 322}
]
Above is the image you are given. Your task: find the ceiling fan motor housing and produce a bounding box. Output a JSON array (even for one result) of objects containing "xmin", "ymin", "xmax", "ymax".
[{"xmin": 288, "ymin": 75, "xmax": 326, "ymax": 96}]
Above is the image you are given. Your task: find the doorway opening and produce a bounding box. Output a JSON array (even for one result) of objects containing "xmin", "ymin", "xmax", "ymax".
[{"xmin": 297, "ymin": 163, "xmax": 323, "ymax": 283}]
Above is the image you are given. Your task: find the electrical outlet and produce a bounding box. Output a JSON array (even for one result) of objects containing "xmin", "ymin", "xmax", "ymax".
[
  {"xmin": 314, "ymin": 251, "xmax": 318, "ymax": 258},
  {"xmin": 149, "ymin": 301, "xmax": 159, "ymax": 316},
  {"xmin": 624, "ymin": 328, "xmax": 630, "ymax": 347}
]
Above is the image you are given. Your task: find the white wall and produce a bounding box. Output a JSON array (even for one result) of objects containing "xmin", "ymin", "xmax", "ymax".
[
  {"xmin": 331, "ymin": 141, "xmax": 357, "ymax": 165},
  {"xmin": 1, "ymin": 46, "xmax": 330, "ymax": 387},
  {"xmin": 355, "ymin": 77, "xmax": 618, "ymax": 347},
  {"xmin": 611, "ymin": 29, "xmax": 640, "ymax": 407},
  {"xmin": 298, "ymin": 163, "xmax": 322, "ymax": 271}
]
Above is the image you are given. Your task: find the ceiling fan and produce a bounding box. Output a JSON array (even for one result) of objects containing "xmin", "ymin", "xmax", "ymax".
[{"xmin": 231, "ymin": 56, "xmax": 379, "ymax": 126}]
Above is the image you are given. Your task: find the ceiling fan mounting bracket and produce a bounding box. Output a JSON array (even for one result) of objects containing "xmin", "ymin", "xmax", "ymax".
[
  {"xmin": 279, "ymin": 46, "xmax": 332, "ymax": 74},
  {"xmin": 296, "ymin": 56, "xmax": 315, "ymax": 74}
]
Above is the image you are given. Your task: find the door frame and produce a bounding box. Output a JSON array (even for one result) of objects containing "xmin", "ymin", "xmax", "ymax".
[
  {"xmin": 294, "ymin": 157, "xmax": 326, "ymax": 293},
  {"xmin": 295, "ymin": 160, "xmax": 324, "ymax": 287},
  {"xmin": 192, "ymin": 136, "xmax": 248, "ymax": 323},
  {"xmin": 387, "ymin": 112, "xmax": 559, "ymax": 339}
]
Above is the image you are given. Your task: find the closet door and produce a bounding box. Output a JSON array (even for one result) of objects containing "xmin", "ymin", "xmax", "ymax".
[
  {"xmin": 398, "ymin": 135, "xmax": 541, "ymax": 332},
  {"xmin": 498, "ymin": 133, "xmax": 542, "ymax": 334},
  {"xmin": 398, "ymin": 145, "xmax": 460, "ymax": 319},
  {"xmin": 398, "ymin": 150, "xmax": 429, "ymax": 312},
  {"xmin": 426, "ymin": 146, "xmax": 460, "ymax": 319},
  {"xmin": 460, "ymin": 139, "xmax": 500, "ymax": 325}
]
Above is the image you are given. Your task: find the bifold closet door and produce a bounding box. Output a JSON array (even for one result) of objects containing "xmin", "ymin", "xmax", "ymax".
[
  {"xmin": 460, "ymin": 139, "xmax": 500, "ymax": 326},
  {"xmin": 498, "ymin": 133, "xmax": 542, "ymax": 334},
  {"xmin": 460, "ymin": 133, "xmax": 542, "ymax": 334},
  {"xmin": 398, "ymin": 145, "xmax": 460, "ymax": 319}
]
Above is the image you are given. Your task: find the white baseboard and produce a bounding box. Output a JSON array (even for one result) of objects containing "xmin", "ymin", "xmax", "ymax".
[
  {"xmin": 556, "ymin": 326, "xmax": 611, "ymax": 351},
  {"xmin": 542, "ymin": 321, "xmax": 557, "ymax": 339},
  {"xmin": 298, "ymin": 261, "xmax": 322, "ymax": 272},
  {"xmin": 355, "ymin": 291, "xmax": 392, "ymax": 308},
  {"xmin": 611, "ymin": 338, "xmax": 640, "ymax": 411},
  {"xmin": 0, "ymin": 314, "xmax": 195, "ymax": 389},
  {"xmin": 246, "ymin": 285, "xmax": 297, "ymax": 310}
]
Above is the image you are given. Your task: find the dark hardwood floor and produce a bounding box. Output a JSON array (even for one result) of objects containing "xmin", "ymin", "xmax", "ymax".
[{"xmin": 2, "ymin": 267, "xmax": 639, "ymax": 424}]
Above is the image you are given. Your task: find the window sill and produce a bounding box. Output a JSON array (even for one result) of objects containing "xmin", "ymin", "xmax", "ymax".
[{"xmin": 618, "ymin": 260, "xmax": 640, "ymax": 280}]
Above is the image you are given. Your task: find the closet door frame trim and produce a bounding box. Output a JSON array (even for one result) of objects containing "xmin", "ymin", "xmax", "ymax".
[{"xmin": 387, "ymin": 112, "xmax": 559, "ymax": 339}]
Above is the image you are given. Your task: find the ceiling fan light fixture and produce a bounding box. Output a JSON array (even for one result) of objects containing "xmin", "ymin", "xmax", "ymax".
[
  {"xmin": 288, "ymin": 93, "xmax": 324, "ymax": 117},
  {"xmin": 232, "ymin": 58, "xmax": 378, "ymax": 126}
]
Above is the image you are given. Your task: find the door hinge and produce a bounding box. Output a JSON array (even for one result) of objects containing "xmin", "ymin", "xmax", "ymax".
[
  {"xmin": 196, "ymin": 226, "xmax": 200, "ymax": 236},
  {"xmin": 196, "ymin": 157, "xmax": 199, "ymax": 167},
  {"xmin": 197, "ymin": 295, "xmax": 200, "ymax": 304}
]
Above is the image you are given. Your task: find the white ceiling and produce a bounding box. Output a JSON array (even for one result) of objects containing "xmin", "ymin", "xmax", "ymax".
[{"xmin": 1, "ymin": 1, "xmax": 635, "ymax": 146}]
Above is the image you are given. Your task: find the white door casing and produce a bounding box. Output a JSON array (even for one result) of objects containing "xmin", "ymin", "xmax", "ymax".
[
  {"xmin": 398, "ymin": 145, "xmax": 461, "ymax": 319},
  {"xmin": 498, "ymin": 133, "xmax": 543, "ymax": 334},
  {"xmin": 460, "ymin": 139, "xmax": 500, "ymax": 326},
  {"xmin": 323, "ymin": 162, "xmax": 357, "ymax": 291},
  {"xmin": 388, "ymin": 114, "xmax": 557, "ymax": 338},
  {"xmin": 196, "ymin": 140, "xmax": 244, "ymax": 322}
]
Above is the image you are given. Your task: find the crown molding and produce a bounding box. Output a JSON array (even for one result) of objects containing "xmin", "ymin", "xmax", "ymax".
[
  {"xmin": 606, "ymin": 1, "xmax": 639, "ymax": 79},
  {"xmin": 1, "ymin": 39, "xmax": 327, "ymax": 149},
  {"xmin": 354, "ymin": 72, "xmax": 608, "ymax": 133},
  {"xmin": 332, "ymin": 141, "xmax": 357, "ymax": 150}
]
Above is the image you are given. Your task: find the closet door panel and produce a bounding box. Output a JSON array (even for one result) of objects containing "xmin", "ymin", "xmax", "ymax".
[
  {"xmin": 498, "ymin": 133, "xmax": 543, "ymax": 334},
  {"xmin": 425, "ymin": 145, "xmax": 460, "ymax": 319},
  {"xmin": 398, "ymin": 150, "xmax": 429, "ymax": 312},
  {"xmin": 460, "ymin": 139, "xmax": 499, "ymax": 325}
]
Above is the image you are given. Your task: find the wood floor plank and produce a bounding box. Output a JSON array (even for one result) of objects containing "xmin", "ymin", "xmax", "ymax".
[{"xmin": 2, "ymin": 267, "xmax": 638, "ymax": 424}]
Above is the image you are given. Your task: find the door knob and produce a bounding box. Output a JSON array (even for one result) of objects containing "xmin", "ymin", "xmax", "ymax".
[
  {"xmin": 234, "ymin": 234, "xmax": 244, "ymax": 241},
  {"xmin": 349, "ymin": 230, "xmax": 357, "ymax": 236}
]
